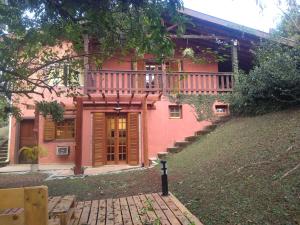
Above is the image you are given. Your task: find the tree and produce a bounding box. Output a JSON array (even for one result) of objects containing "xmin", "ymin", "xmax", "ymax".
[
  {"xmin": 0, "ymin": 0, "xmax": 185, "ymax": 119},
  {"xmin": 231, "ymin": 3, "xmax": 300, "ymax": 114}
]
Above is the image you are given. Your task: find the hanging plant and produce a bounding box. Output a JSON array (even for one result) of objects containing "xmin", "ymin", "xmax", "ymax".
[{"xmin": 36, "ymin": 100, "xmax": 65, "ymax": 122}]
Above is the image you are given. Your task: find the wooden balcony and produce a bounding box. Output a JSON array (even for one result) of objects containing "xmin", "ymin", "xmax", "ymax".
[{"xmin": 85, "ymin": 70, "xmax": 233, "ymax": 95}]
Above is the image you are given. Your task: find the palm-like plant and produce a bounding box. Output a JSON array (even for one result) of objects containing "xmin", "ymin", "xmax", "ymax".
[{"xmin": 18, "ymin": 146, "xmax": 48, "ymax": 165}]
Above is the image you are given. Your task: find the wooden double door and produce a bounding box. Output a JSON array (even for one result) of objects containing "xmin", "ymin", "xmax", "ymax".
[
  {"xmin": 18, "ymin": 119, "xmax": 36, "ymax": 163},
  {"xmin": 93, "ymin": 113, "xmax": 139, "ymax": 166}
]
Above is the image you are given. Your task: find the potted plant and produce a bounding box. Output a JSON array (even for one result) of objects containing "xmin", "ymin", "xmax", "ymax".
[{"xmin": 18, "ymin": 145, "xmax": 48, "ymax": 172}]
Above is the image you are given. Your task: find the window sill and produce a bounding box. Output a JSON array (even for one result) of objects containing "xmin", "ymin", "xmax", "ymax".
[{"xmin": 169, "ymin": 117, "xmax": 182, "ymax": 119}]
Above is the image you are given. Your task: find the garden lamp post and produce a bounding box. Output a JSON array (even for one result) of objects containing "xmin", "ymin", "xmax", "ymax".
[{"xmin": 161, "ymin": 160, "xmax": 169, "ymax": 196}]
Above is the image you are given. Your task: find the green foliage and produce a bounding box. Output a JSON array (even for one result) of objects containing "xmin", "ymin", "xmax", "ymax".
[
  {"xmin": 0, "ymin": 95, "xmax": 21, "ymax": 121},
  {"xmin": 169, "ymin": 94, "xmax": 231, "ymax": 120},
  {"xmin": 36, "ymin": 100, "xmax": 64, "ymax": 123},
  {"xmin": 0, "ymin": 0, "xmax": 185, "ymax": 120},
  {"xmin": 230, "ymin": 5, "xmax": 300, "ymax": 115},
  {"xmin": 18, "ymin": 145, "xmax": 48, "ymax": 164}
]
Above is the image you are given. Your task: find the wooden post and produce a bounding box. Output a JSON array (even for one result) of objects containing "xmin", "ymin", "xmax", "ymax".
[
  {"xmin": 142, "ymin": 96, "xmax": 149, "ymax": 167},
  {"xmin": 83, "ymin": 34, "xmax": 89, "ymax": 94},
  {"xmin": 231, "ymin": 39, "xmax": 239, "ymax": 85},
  {"xmin": 33, "ymin": 107, "xmax": 39, "ymax": 146},
  {"xmin": 162, "ymin": 62, "xmax": 167, "ymax": 94},
  {"xmin": 74, "ymin": 98, "xmax": 83, "ymax": 174}
]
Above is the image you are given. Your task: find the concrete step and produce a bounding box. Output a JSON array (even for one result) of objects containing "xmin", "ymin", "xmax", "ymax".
[
  {"xmin": 185, "ymin": 136, "xmax": 199, "ymax": 142},
  {"xmin": 204, "ymin": 124, "xmax": 217, "ymax": 131},
  {"xmin": 0, "ymin": 152, "xmax": 7, "ymax": 157},
  {"xmin": 0, "ymin": 156, "xmax": 7, "ymax": 162},
  {"xmin": 157, "ymin": 152, "xmax": 169, "ymax": 159},
  {"xmin": 174, "ymin": 141, "xmax": 190, "ymax": 148},
  {"xmin": 167, "ymin": 147, "xmax": 182, "ymax": 153},
  {"xmin": 195, "ymin": 129, "xmax": 211, "ymax": 136}
]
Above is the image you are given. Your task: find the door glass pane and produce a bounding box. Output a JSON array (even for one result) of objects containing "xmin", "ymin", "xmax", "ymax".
[
  {"xmin": 106, "ymin": 116, "xmax": 115, "ymax": 162},
  {"xmin": 118, "ymin": 116, "xmax": 127, "ymax": 161}
]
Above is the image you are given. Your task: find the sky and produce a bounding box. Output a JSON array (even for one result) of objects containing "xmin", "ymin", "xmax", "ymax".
[{"xmin": 183, "ymin": 0, "xmax": 291, "ymax": 32}]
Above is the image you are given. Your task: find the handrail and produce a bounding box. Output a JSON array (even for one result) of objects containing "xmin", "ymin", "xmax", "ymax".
[{"xmin": 85, "ymin": 70, "xmax": 233, "ymax": 94}]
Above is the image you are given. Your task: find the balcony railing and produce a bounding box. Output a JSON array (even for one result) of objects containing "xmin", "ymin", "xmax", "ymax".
[{"xmin": 85, "ymin": 70, "xmax": 233, "ymax": 95}]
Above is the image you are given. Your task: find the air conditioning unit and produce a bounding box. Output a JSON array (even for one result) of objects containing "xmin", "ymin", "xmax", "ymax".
[{"xmin": 56, "ymin": 146, "xmax": 70, "ymax": 156}]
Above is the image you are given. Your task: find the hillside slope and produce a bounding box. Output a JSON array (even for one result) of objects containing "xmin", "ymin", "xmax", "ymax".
[
  {"xmin": 169, "ymin": 108, "xmax": 300, "ymax": 225},
  {"xmin": 0, "ymin": 109, "xmax": 299, "ymax": 225}
]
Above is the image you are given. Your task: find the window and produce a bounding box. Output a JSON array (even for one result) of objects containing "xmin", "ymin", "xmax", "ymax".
[
  {"xmin": 169, "ymin": 105, "xmax": 182, "ymax": 118},
  {"xmin": 55, "ymin": 119, "xmax": 75, "ymax": 139}
]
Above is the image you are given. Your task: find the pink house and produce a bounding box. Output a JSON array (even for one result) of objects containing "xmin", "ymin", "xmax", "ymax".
[{"xmin": 7, "ymin": 9, "xmax": 269, "ymax": 173}]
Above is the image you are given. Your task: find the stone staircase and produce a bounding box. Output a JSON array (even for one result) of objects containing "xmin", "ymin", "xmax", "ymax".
[
  {"xmin": 0, "ymin": 139, "xmax": 9, "ymax": 167},
  {"xmin": 155, "ymin": 116, "xmax": 230, "ymax": 161}
]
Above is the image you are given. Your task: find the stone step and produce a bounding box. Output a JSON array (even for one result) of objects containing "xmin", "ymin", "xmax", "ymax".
[
  {"xmin": 157, "ymin": 152, "xmax": 169, "ymax": 159},
  {"xmin": 185, "ymin": 136, "xmax": 198, "ymax": 142},
  {"xmin": 174, "ymin": 141, "xmax": 190, "ymax": 148}
]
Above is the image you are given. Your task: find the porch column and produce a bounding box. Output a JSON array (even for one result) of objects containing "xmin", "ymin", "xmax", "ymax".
[
  {"xmin": 74, "ymin": 97, "xmax": 83, "ymax": 174},
  {"xmin": 83, "ymin": 34, "xmax": 89, "ymax": 94},
  {"xmin": 231, "ymin": 39, "xmax": 239, "ymax": 85},
  {"xmin": 142, "ymin": 96, "xmax": 149, "ymax": 167}
]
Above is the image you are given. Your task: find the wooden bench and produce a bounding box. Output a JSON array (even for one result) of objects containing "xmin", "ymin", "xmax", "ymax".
[
  {"xmin": 48, "ymin": 196, "xmax": 76, "ymax": 225},
  {"xmin": 0, "ymin": 186, "xmax": 49, "ymax": 225}
]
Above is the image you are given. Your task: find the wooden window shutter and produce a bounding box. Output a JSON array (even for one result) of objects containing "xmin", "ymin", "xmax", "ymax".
[
  {"xmin": 44, "ymin": 118, "xmax": 55, "ymax": 141},
  {"xmin": 128, "ymin": 113, "xmax": 139, "ymax": 165},
  {"xmin": 93, "ymin": 113, "xmax": 106, "ymax": 166}
]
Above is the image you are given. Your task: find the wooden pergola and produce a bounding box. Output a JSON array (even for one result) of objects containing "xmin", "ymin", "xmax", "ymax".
[{"xmin": 74, "ymin": 92, "xmax": 162, "ymax": 174}]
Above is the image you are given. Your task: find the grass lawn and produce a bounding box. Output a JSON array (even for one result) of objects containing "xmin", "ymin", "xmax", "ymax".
[{"xmin": 0, "ymin": 108, "xmax": 299, "ymax": 224}]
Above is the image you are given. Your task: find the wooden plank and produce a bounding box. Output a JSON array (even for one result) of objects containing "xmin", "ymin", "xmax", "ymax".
[
  {"xmin": 48, "ymin": 218, "xmax": 61, "ymax": 225},
  {"xmin": 152, "ymin": 193, "xmax": 181, "ymax": 225},
  {"xmin": 126, "ymin": 196, "xmax": 142, "ymax": 225},
  {"xmin": 72, "ymin": 201, "xmax": 84, "ymax": 225},
  {"xmin": 138, "ymin": 195, "xmax": 157, "ymax": 224},
  {"xmin": 51, "ymin": 195, "xmax": 75, "ymax": 214},
  {"xmin": 119, "ymin": 197, "xmax": 133, "ymax": 225},
  {"xmin": 168, "ymin": 193, "xmax": 204, "ymax": 225},
  {"xmin": 106, "ymin": 199, "xmax": 114, "ymax": 225},
  {"xmin": 0, "ymin": 187, "xmax": 25, "ymax": 209},
  {"xmin": 113, "ymin": 198, "xmax": 123, "ymax": 225},
  {"xmin": 48, "ymin": 197, "xmax": 62, "ymax": 213},
  {"xmin": 51, "ymin": 196, "xmax": 76, "ymax": 225},
  {"xmin": 161, "ymin": 196, "xmax": 191, "ymax": 225},
  {"xmin": 24, "ymin": 186, "xmax": 48, "ymax": 225},
  {"xmin": 79, "ymin": 201, "xmax": 91, "ymax": 225},
  {"xmin": 88, "ymin": 200, "xmax": 99, "ymax": 225},
  {"xmin": 145, "ymin": 194, "xmax": 170, "ymax": 225},
  {"xmin": 132, "ymin": 195, "xmax": 149, "ymax": 224},
  {"xmin": 97, "ymin": 200, "xmax": 106, "ymax": 225}
]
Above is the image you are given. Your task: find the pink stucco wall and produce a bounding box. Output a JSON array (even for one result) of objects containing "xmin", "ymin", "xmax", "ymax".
[
  {"xmin": 147, "ymin": 96, "xmax": 211, "ymax": 158},
  {"xmin": 8, "ymin": 49, "xmax": 221, "ymax": 166}
]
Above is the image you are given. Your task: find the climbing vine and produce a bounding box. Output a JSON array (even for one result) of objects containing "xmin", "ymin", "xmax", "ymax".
[
  {"xmin": 168, "ymin": 93, "xmax": 232, "ymax": 121},
  {"xmin": 36, "ymin": 101, "xmax": 65, "ymax": 123}
]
